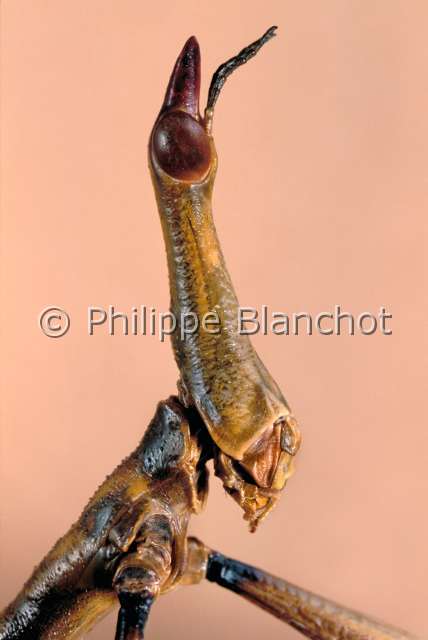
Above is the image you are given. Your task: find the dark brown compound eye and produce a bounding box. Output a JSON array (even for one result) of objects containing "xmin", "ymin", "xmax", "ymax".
[{"xmin": 151, "ymin": 111, "xmax": 211, "ymax": 182}]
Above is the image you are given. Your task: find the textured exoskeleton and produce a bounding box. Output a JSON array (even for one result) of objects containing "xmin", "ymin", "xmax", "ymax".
[
  {"xmin": 184, "ymin": 538, "xmax": 420, "ymax": 640},
  {"xmin": 0, "ymin": 398, "xmax": 209, "ymax": 640},
  {"xmin": 0, "ymin": 28, "xmax": 418, "ymax": 640},
  {"xmin": 149, "ymin": 32, "xmax": 301, "ymax": 530}
]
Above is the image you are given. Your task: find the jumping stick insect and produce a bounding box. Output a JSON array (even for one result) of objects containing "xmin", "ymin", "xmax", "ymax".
[
  {"xmin": 0, "ymin": 27, "xmax": 418, "ymax": 640},
  {"xmin": 149, "ymin": 25, "xmax": 301, "ymax": 533}
]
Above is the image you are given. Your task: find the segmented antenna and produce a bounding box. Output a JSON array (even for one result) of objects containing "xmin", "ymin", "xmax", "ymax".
[{"xmin": 206, "ymin": 26, "xmax": 277, "ymax": 111}]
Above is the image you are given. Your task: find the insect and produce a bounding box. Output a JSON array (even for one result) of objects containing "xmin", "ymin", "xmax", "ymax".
[
  {"xmin": 186, "ymin": 538, "xmax": 418, "ymax": 640},
  {"xmin": 0, "ymin": 28, "xmax": 418, "ymax": 640},
  {"xmin": 0, "ymin": 399, "xmax": 210, "ymax": 639},
  {"xmin": 149, "ymin": 26, "xmax": 301, "ymax": 532}
]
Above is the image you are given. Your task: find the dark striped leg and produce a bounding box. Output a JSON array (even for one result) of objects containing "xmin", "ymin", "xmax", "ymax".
[
  {"xmin": 115, "ymin": 592, "xmax": 154, "ymax": 640},
  {"xmin": 188, "ymin": 539, "xmax": 417, "ymax": 640}
]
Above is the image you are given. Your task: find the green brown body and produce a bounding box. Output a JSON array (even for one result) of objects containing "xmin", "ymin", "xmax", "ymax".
[
  {"xmin": 150, "ymin": 148, "xmax": 292, "ymax": 460},
  {"xmin": 0, "ymin": 29, "xmax": 418, "ymax": 640},
  {"xmin": 0, "ymin": 398, "xmax": 208, "ymax": 639},
  {"xmin": 149, "ymin": 35, "xmax": 301, "ymax": 530}
]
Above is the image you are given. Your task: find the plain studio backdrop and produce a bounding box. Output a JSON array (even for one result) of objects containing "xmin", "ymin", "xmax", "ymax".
[{"xmin": 1, "ymin": 1, "xmax": 427, "ymax": 638}]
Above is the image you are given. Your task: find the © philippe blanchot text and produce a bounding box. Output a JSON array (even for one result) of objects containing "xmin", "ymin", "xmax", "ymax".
[{"xmin": 38, "ymin": 305, "xmax": 393, "ymax": 339}]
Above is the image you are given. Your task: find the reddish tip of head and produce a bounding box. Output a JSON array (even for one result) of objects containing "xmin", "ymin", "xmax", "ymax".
[{"xmin": 161, "ymin": 36, "xmax": 201, "ymax": 119}]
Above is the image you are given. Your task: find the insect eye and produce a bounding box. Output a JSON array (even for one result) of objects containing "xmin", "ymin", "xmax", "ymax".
[{"xmin": 151, "ymin": 111, "xmax": 212, "ymax": 182}]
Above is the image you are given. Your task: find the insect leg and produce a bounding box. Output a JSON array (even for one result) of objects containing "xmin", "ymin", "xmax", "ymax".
[
  {"xmin": 114, "ymin": 592, "xmax": 153, "ymax": 640},
  {"xmin": 113, "ymin": 515, "xmax": 174, "ymax": 639},
  {"xmin": 181, "ymin": 538, "xmax": 418, "ymax": 640}
]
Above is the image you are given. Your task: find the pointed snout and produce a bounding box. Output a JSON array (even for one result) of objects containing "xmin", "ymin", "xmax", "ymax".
[
  {"xmin": 151, "ymin": 35, "xmax": 213, "ymax": 182},
  {"xmin": 160, "ymin": 36, "xmax": 201, "ymax": 120}
]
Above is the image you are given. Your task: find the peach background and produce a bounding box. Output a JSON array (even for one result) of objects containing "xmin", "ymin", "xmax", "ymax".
[{"xmin": 1, "ymin": 1, "xmax": 427, "ymax": 638}]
